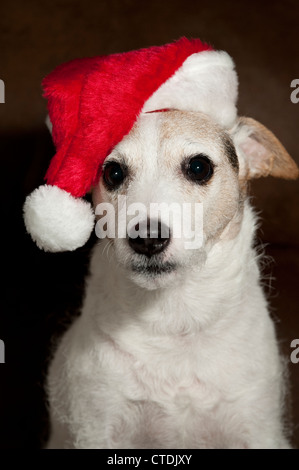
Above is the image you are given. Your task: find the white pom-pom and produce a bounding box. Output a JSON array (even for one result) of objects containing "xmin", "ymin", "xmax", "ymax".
[{"xmin": 23, "ymin": 185, "xmax": 95, "ymax": 252}]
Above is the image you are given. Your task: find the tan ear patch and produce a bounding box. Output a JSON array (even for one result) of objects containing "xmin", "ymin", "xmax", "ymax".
[{"xmin": 236, "ymin": 117, "xmax": 299, "ymax": 180}]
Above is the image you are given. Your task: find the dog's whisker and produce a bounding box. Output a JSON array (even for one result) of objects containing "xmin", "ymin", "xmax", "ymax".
[{"xmin": 101, "ymin": 239, "xmax": 113, "ymax": 260}]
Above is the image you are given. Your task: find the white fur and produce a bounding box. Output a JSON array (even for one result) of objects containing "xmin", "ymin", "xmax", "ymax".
[
  {"xmin": 45, "ymin": 114, "xmax": 52, "ymax": 134},
  {"xmin": 46, "ymin": 111, "xmax": 289, "ymax": 449},
  {"xmin": 23, "ymin": 185, "xmax": 94, "ymax": 252},
  {"xmin": 143, "ymin": 51, "xmax": 238, "ymax": 128}
]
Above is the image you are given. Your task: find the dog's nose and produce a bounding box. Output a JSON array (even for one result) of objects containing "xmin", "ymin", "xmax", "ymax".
[{"xmin": 128, "ymin": 220, "xmax": 170, "ymax": 257}]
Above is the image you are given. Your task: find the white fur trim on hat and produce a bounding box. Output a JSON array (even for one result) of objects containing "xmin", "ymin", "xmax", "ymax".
[
  {"xmin": 23, "ymin": 185, "xmax": 95, "ymax": 252},
  {"xmin": 143, "ymin": 50, "xmax": 238, "ymax": 128}
]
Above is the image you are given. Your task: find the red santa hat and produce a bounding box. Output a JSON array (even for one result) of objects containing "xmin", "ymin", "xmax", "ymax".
[{"xmin": 23, "ymin": 37, "xmax": 238, "ymax": 252}]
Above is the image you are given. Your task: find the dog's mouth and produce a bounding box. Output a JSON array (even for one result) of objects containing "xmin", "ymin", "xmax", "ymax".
[{"xmin": 131, "ymin": 257, "xmax": 177, "ymax": 276}]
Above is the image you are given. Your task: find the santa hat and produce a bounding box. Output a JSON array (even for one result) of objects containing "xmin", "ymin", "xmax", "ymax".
[{"xmin": 23, "ymin": 37, "xmax": 238, "ymax": 252}]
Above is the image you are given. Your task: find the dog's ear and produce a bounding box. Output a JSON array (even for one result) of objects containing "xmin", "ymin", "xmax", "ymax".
[{"xmin": 230, "ymin": 117, "xmax": 299, "ymax": 180}]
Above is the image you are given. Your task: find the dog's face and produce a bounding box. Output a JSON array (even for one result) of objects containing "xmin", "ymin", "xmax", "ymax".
[{"xmin": 92, "ymin": 109, "xmax": 298, "ymax": 290}]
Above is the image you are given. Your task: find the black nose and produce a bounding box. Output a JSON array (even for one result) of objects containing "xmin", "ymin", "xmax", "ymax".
[{"xmin": 128, "ymin": 220, "xmax": 170, "ymax": 257}]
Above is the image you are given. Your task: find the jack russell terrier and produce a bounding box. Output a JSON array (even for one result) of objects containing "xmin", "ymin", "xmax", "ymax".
[{"xmin": 23, "ymin": 39, "xmax": 298, "ymax": 448}]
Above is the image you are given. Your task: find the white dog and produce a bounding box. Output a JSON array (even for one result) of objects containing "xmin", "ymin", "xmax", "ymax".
[{"xmin": 45, "ymin": 108, "xmax": 298, "ymax": 449}]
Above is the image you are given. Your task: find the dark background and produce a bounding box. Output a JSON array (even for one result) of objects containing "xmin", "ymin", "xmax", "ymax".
[{"xmin": 0, "ymin": 0, "xmax": 298, "ymax": 449}]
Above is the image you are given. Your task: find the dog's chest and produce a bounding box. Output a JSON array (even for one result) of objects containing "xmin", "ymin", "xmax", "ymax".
[
  {"xmin": 50, "ymin": 304, "xmax": 274, "ymax": 448},
  {"xmin": 88, "ymin": 330, "xmax": 238, "ymax": 447}
]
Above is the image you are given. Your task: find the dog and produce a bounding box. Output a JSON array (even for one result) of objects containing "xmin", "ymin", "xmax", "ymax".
[{"xmin": 45, "ymin": 108, "xmax": 298, "ymax": 449}]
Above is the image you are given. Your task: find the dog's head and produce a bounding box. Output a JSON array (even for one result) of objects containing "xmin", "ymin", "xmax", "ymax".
[{"xmin": 92, "ymin": 109, "xmax": 298, "ymax": 290}]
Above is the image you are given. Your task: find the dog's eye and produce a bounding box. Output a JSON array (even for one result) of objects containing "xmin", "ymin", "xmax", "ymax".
[
  {"xmin": 184, "ymin": 154, "xmax": 214, "ymax": 183},
  {"xmin": 103, "ymin": 161, "xmax": 126, "ymax": 190}
]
